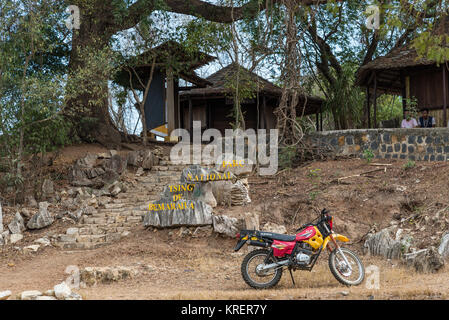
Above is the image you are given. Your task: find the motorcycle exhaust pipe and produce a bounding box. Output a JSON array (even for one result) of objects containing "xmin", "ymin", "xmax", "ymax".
[{"xmin": 260, "ymin": 259, "xmax": 290, "ymax": 272}]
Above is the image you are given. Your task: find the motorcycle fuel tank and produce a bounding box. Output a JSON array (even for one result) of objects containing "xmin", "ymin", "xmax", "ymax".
[{"xmin": 295, "ymin": 226, "xmax": 317, "ymax": 241}]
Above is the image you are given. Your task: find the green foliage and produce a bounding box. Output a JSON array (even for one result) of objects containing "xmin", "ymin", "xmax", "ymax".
[
  {"xmin": 278, "ymin": 145, "xmax": 297, "ymax": 169},
  {"xmin": 403, "ymin": 160, "xmax": 416, "ymax": 170},
  {"xmin": 363, "ymin": 149, "xmax": 375, "ymax": 163}
]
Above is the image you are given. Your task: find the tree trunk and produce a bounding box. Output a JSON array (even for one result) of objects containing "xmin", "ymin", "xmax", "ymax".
[{"xmin": 64, "ymin": 2, "xmax": 121, "ymax": 148}]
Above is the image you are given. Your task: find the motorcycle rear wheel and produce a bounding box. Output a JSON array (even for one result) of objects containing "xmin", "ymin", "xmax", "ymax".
[
  {"xmin": 329, "ymin": 247, "xmax": 365, "ymax": 286},
  {"xmin": 241, "ymin": 249, "xmax": 283, "ymax": 289}
]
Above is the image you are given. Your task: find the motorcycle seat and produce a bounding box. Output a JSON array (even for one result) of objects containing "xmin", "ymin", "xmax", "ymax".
[{"xmin": 258, "ymin": 232, "xmax": 296, "ymax": 242}]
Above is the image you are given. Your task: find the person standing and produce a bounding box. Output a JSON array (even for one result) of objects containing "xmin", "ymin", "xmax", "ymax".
[
  {"xmin": 401, "ymin": 110, "xmax": 418, "ymax": 128},
  {"xmin": 418, "ymin": 108, "xmax": 436, "ymax": 128}
]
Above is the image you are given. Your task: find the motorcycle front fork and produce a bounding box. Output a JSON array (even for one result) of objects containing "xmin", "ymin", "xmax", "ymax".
[{"xmin": 327, "ymin": 235, "xmax": 352, "ymax": 271}]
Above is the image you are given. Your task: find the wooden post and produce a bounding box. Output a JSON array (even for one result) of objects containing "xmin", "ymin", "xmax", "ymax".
[
  {"xmin": 260, "ymin": 95, "xmax": 267, "ymax": 129},
  {"xmin": 319, "ymin": 104, "xmax": 323, "ymax": 131},
  {"xmin": 166, "ymin": 67, "xmax": 175, "ymax": 139},
  {"xmin": 443, "ymin": 65, "xmax": 447, "ymax": 127},
  {"xmin": 315, "ymin": 112, "xmax": 319, "ymax": 131},
  {"xmin": 366, "ymin": 86, "xmax": 371, "ymax": 129},
  {"xmin": 188, "ymin": 97, "xmax": 193, "ymax": 142},
  {"xmin": 373, "ymin": 72, "xmax": 378, "ymax": 128}
]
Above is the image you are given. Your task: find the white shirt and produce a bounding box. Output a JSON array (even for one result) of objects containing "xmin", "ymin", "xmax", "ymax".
[{"xmin": 401, "ymin": 118, "xmax": 418, "ymax": 128}]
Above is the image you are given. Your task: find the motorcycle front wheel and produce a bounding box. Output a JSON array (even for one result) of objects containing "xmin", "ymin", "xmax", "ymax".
[
  {"xmin": 328, "ymin": 247, "xmax": 365, "ymax": 286},
  {"xmin": 241, "ymin": 249, "xmax": 283, "ymax": 289}
]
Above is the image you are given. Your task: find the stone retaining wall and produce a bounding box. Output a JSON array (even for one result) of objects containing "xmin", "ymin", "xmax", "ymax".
[{"xmin": 306, "ymin": 128, "xmax": 449, "ymax": 161}]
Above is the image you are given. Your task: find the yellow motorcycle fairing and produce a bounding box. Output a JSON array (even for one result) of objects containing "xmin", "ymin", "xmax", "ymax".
[{"xmin": 322, "ymin": 233, "xmax": 350, "ymax": 250}]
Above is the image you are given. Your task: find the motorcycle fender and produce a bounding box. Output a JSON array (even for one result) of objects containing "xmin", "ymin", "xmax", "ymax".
[{"xmin": 323, "ymin": 234, "xmax": 349, "ymax": 250}]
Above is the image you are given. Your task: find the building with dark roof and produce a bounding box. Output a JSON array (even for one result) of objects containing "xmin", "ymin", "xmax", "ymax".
[
  {"xmin": 356, "ymin": 16, "xmax": 449, "ymax": 127},
  {"xmin": 180, "ymin": 63, "xmax": 325, "ymax": 134}
]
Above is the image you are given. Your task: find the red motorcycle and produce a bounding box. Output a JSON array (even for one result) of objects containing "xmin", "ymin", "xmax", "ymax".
[{"xmin": 234, "ymin": 209, "xmax": 365, "ymax": 289}]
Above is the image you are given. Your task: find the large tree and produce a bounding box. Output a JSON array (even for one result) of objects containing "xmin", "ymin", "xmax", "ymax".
[{"xmin": 64, "ymin": 0, "xmax": 331, "ymax": 146}]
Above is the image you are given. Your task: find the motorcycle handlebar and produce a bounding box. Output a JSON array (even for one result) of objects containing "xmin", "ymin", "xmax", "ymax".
[{"xmin": 295, "ymin": 208, "xmax": 330, "ymax": 232}]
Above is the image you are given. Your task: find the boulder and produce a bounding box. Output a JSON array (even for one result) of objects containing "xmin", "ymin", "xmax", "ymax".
[
  {"xmin": 244, "ymin": 212, "xmax": 259, "ymax": 230},
  {"xmin": 27, "ymin": 202, "xmax": 54, "ymax": 230},
  {"xmin": 103, "ymin": 154, "xmax": 127, "ymax": 175},
  {"xmin": 23, "ymin": 244, "xmax": 40, "ymax": 253},
  {"xmin": 438, "ymin": 232, "xmax": 449, "ymax": 259},
  {"xmin": 65, "ymin": 293, "xmax": 82, "ymax": 300},
  {"xmin": 263, "ymin": 222, "xmax": 287, "ymax": 234},
  {"xmin": 216, "ymin": 153, "xmax": 254, "ymax": 177},
  {"xmin": 141, "ymin": 151, "xmax": 156, "ymax": 170},
  {"xmin": 404, "ymin": 246, "xmax": 444, "ymax": 273},
  {"xmin": 127, "ymin": 150, "xmax": 159, "ymax": 168},
  {"xmin": 35, "ymin": 296, "xmax": 57, "ymax": 300},
  {"xmin": 8, "ymin": 212, "xmax": 25, "ymax": 234},
  {"xmin": 54, "ymin": 281, "xmax": 71, "ymax": 300},
  {"xmin": 26, "ymin": 195, "xmax": 38, "ymax": 208},
  {"xmin": 34, "ymin": 237, "xmax": 51, "ymax": 247},
  {"xmin": 10, "ymin": 233, "xmax": 23, "ymax": 244},
  {"xmin": 211, "ymin": 180, "xmax": 251, "ymax": 206},
  {"xmin": 19, "ymin": 290, "xmax": 42, "ymax": 300},
  {"xmin": 80, "ymin": 266, "xmax": 137, "ymax": 287},
  {"xmin": 212, "ymin": 214, "xmax": 242, "ymax": 237},
  {"xmin": 181, "ymin": 165, "xmax": 233, "ymax": 184},
  {"xmin": 363, "ymin": 228, "xmax": 403, "ymax": 259},
  {"xmin": 144, "ymin": 199, "xmax": 213, "ymax": 228},
  {"xmin": 42, "ymin": 179, "xmax": 54, "ymax": 197},
  {"xmin": 0, "ymin": 290, "xmax": 12, "ymax": 300}
]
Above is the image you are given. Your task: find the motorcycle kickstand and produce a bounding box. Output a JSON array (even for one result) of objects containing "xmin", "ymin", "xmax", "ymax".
[{"xmin": 288, "ymin": 268, "xmax": 296, "ymax": 287}]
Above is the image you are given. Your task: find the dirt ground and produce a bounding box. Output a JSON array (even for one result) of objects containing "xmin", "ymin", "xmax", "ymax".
[
  {"xmin": 2, "ymin": 151, "xmax": 449, "ymax": 300},
  {"xmin": 1, "ymin": 228, "xmax": 448, "ymax": 300}
]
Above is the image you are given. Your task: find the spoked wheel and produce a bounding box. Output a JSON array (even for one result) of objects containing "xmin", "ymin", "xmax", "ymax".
[
  {"xmin": 241, "ymin": 249, "xmax": 283, "ymax": 289},
  {"xmin": 329, "ymin": 247, "xmax": 365, "ymax": 286}
]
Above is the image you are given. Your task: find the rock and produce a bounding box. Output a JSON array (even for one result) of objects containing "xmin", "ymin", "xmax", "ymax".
[
  {"xmin": 438, "ymin": 232, "xmax": 449, "ymax": 259},
  {"xmin": 20, "ymin": 208, "xmax": 34, "ymax": 219},
  {"xmin": 20, "ymin": 290, "xmax": 42, "ymax": 300},
  {"xmin": 103, "ymin": 154, "xmax": 127, "ymax": 175},
  {"xmin": 23, "ymin": 244, "xmax": 40, "ymax": 253},
  {"xmin": 404, "ymin": 246, "xmax": 444, "ymax": 273},
  {"xmin": 135, "ymin": 167, "xmax": 144, "ymax": 177},
  {"xmin": 340, "ymin": 291, "xmax": 349, "ymax": 296},
  {"xmin": 0, "ymin": 234, "xmax": 4, "ymax": 246},
  {"xmin": 65, "ymin": 292, "xmax": 82, "ymax": 300},
  {"xmin": 263, "ymin": 222, "xmax": 287, "ymax": 234},
  {"xmin": 0, "ymin": 290, "xmax": 12, "ymax": 300},
  {"xmin": 216, "ymin": 153, "xmax": 254, "ymax": 177},
  {"xmin": 244, "ymin": 212, "xmax": 259, "ymax": 230},
  {"xmin": 67, "ymin": 209, "xmax": 83, "ymax": 221},
  {"xmin": 35, "ymin": 296, "xmax": 57, "ymax": 300},
  {"xmin": 27, "ymin": 202, "xmax": 54, "ymax": 229},
  {"xmin": 44, "ymin": 289, "xmax": 55, "ymax": 296},
  {"xmin": 212, "ymin": 215, "xmax": 242, "ymax": 237},
  {"xmin": 80, "ymin": 266, "xmax": 137, "ymax": 287},
  {"xmin": 98, "ymin": 152, "xmax": 111, "ymax": 159},
  {"xmin": 211, "ymin": 180, "xmax": 251, "ymax": 206},
  {"xmin": 8, "ymin": 212, "xmax": 25, "ymax": 234},
  {"xmin": 144, "ymin": 199, "xmax": 213, "ymax": 228},
  {"xmin": 181, "ymin": 165, "xmax": 233, "ymax": 184},
  {"xmin": 363, "ymin": 228, "xmax": 403, "ymax": 259},
  {"xmin": 42, "ymin": 179, "xmax": 54, "ymax": 197},
  {"xmin": 26, "ymin": 195, "xmax": 38, "ymax": 208},
  {"xmin": 0, "ymin": 201, "xmax": 3, "ymax": 233},
  {"xmin": 10, "ymin": 234, "xmax": 23, "ymax": 244},
  {"xmin": 54, "ymin": 281, "xmax": 71, "ymax": 300},
  {"xmin": 192, "ymin": 182, "xmax": 217, "ymax": 208},
  {"xmin": 141, "ymin": 151, "xmax": 156, "ymax": 170},
  {"xmin": 66, "ymin": 228, "xmax": 79, "ymax": 235},
  {"xmin": 127, "ymin": 150, "xmax": 159, "ymax": 168}
]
